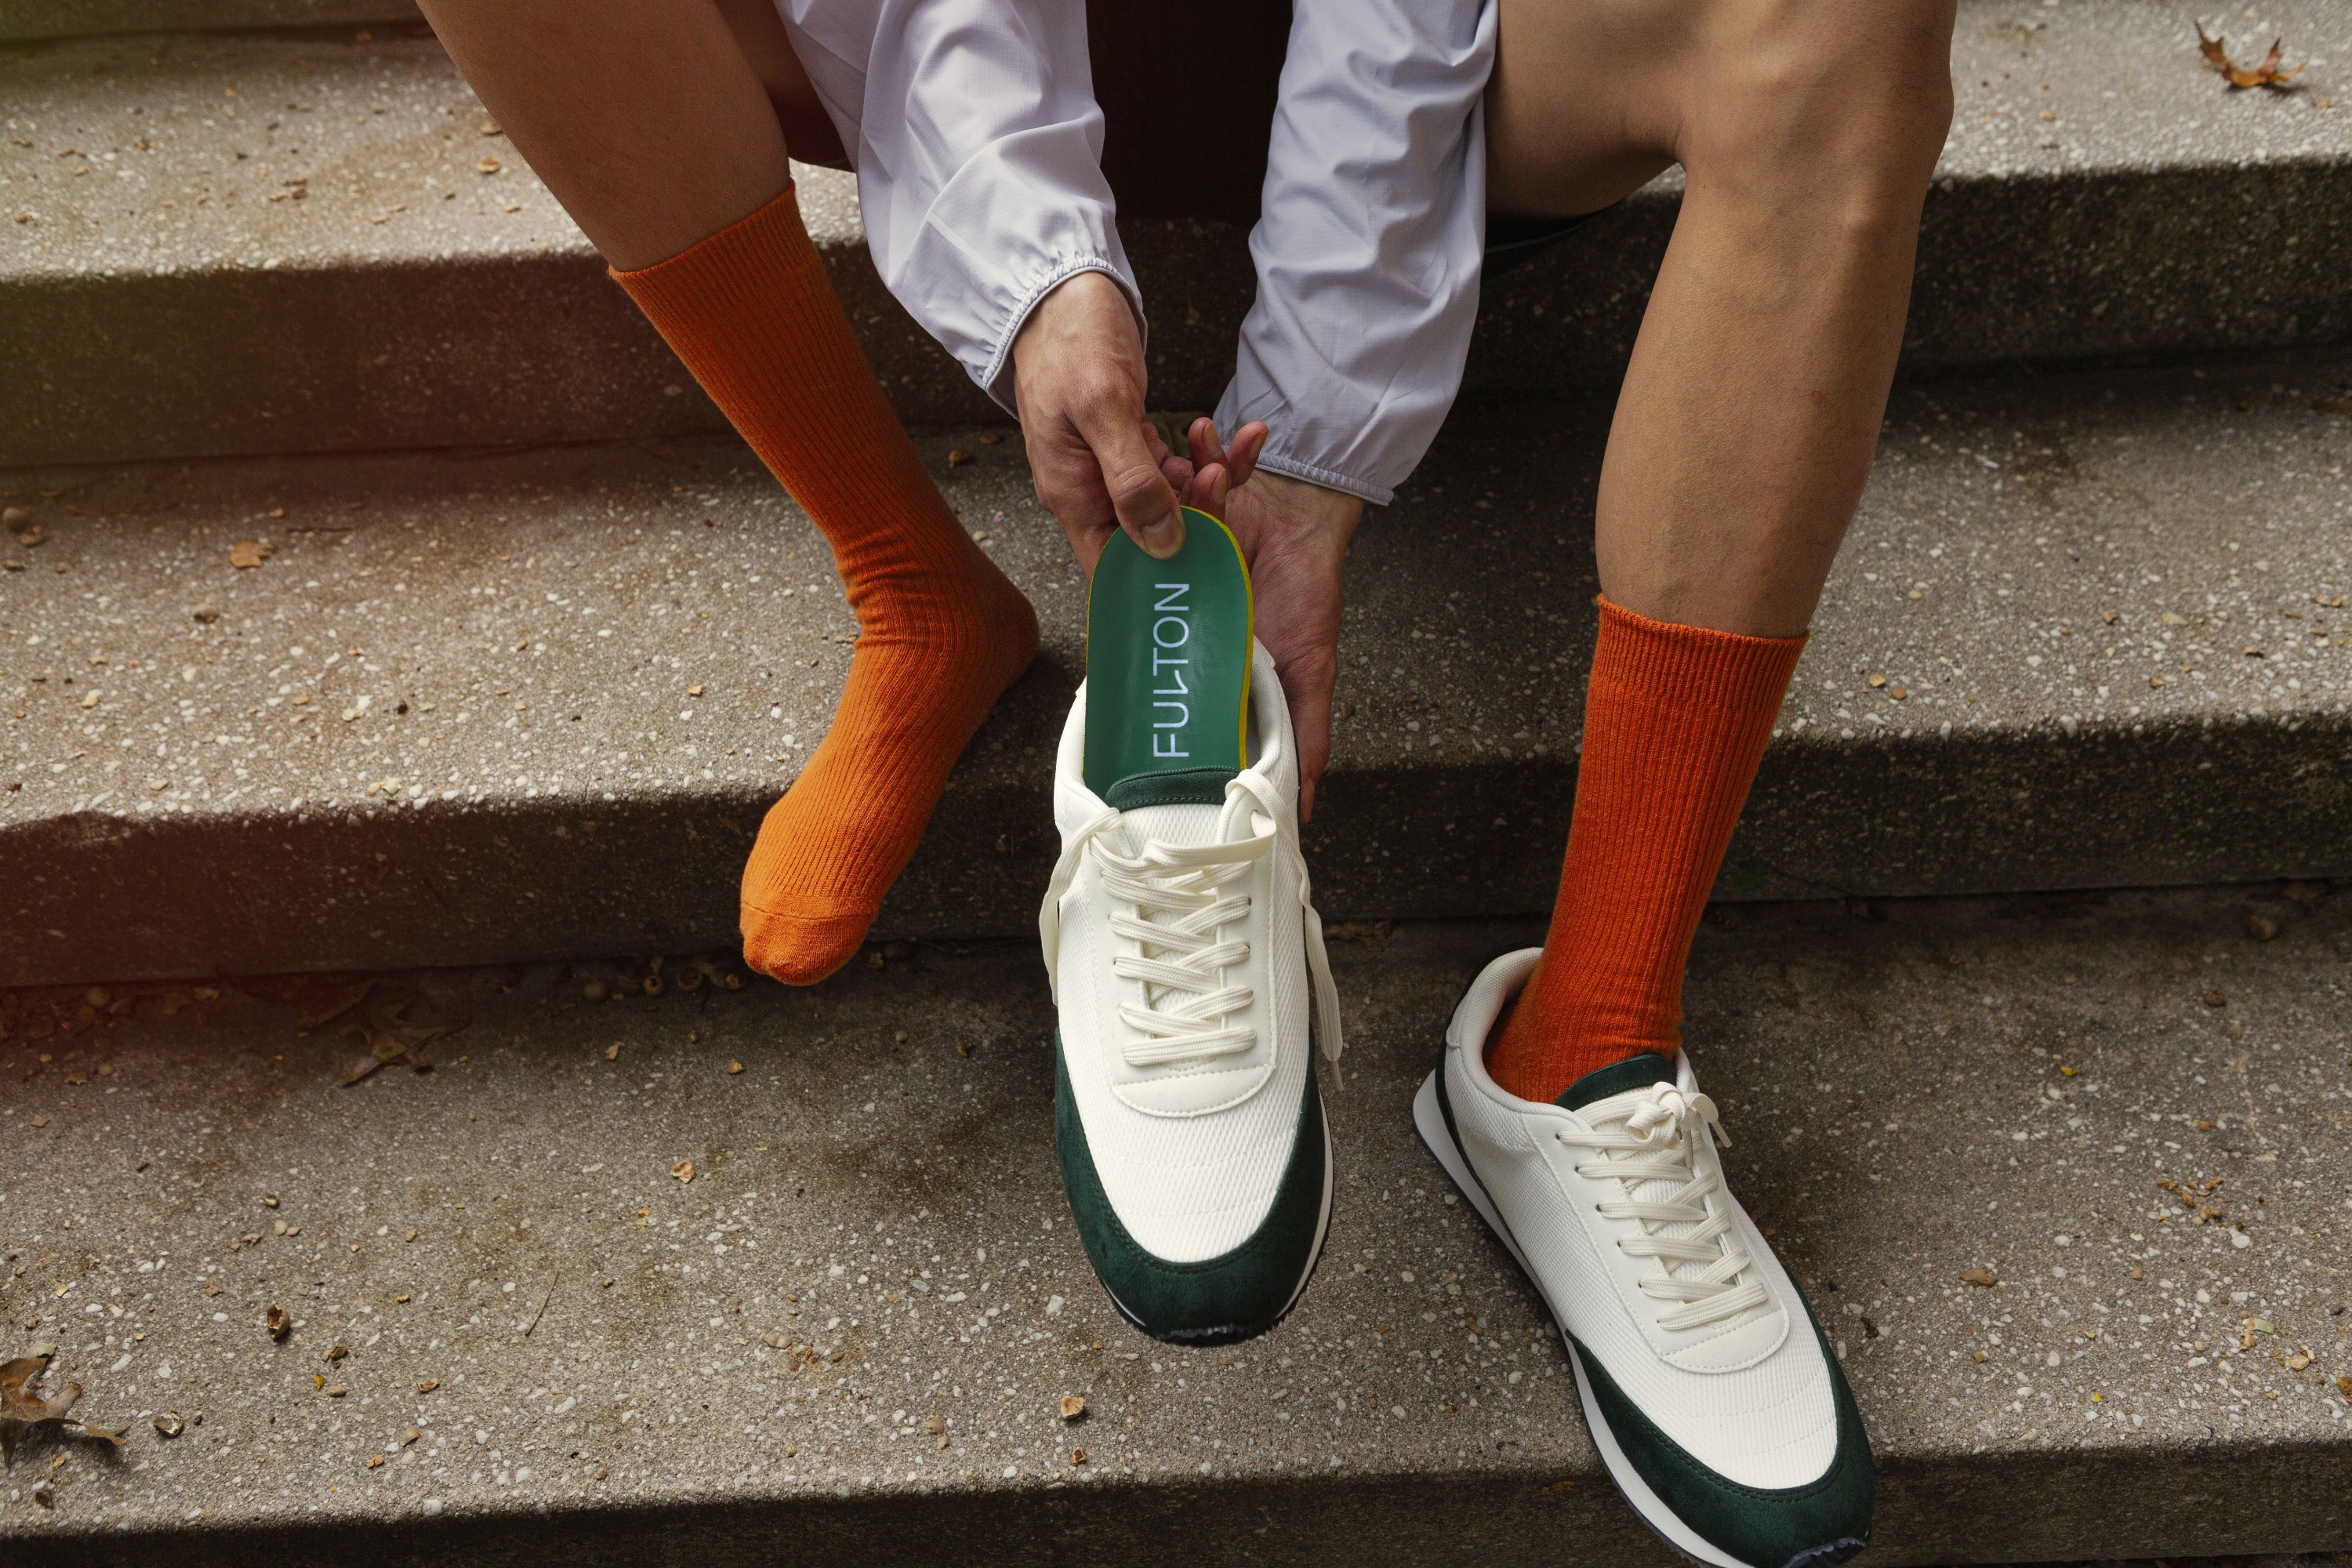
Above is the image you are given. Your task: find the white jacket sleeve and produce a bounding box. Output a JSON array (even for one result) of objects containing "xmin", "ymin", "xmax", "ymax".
[
  {"xmin": 777, "ymin": 0, "xmax": 1144, "ymax": 413},
  {"xmin": 1211, "ymin": 0, "xmax": 1497, "ymax": 505}
]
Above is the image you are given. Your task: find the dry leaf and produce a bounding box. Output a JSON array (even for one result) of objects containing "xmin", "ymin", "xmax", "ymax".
[
  {"xmin": 2196, "ymin": 24, "xmax": 2305, "ymax": 89},
  {"xmin": 266, "ymin": 1305, "xmax": 290, "ymax": 1339},
  {"xmin": 1059, "ymin": 1395, "xmax": 1086, "ymax": 1421},
  {"xmin": 1, "ymin": 1350, "xmax": 127, "ymax": 1465},
  {"xmin": 153, "ymin": 1411, "xmax": 183, "ymax": 1437},
  {"xmin": 477, "ymin": 155, "xmax": 502, "ymax": 174},
  {"xmin": 1324, "ymin": 920, "xmax": 1393, "ymax": 952},
  {"xmin": 334, "ymin": 984, "xmax": 468, "ymax": 1083},
  {"xmin": 1068, "ymin": 1446, "xmax": 1087, "ymax": 1465},
  {"xmin": 229, "ymin": 539, "xmax": 271, "ymax": 568},
  {"xmin": 1959, "ymin": 1268, "xmax": 1998, "ymax": 1287},
  {"xmin": 416, "ymin": 1379, "xmax": 439, "ymax": 1393},
  {"xmin": 671, "ymin": 1159, "xmax": 696, "ymax": 1183}
]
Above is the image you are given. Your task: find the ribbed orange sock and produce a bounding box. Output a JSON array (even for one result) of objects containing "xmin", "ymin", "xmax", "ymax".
[
  {"xmin": 1486, "ymin": 596, "xmax": 1806, "ymax": 1102},
  {"xmin": 614, "ymin": 188, "xmax": 1038, "ymax": 985}
]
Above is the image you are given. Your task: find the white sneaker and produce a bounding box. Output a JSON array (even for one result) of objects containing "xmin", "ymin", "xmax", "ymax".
[
  {"xmin": 1040, "ymin": 641, "xmax": 1343, "ymax": 1343},
  {"xmin": 1414, "ymin": 949, "xmax": 1872, "ymax": 1568}
]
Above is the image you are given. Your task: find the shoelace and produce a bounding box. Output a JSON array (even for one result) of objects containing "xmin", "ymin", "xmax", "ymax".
[
  {"xmin": 1555, "ymin": 1084, "xmax": 1769, "ymax": 1331},
  {"xmin": 1042, "ymin": 771, "xmax": 1345, "ymax": 1076}
]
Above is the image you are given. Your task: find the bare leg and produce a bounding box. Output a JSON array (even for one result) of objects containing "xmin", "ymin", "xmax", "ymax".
[
  {"xmin": 412, "ymin": 0, "xmax": 796, "ymax": 270},
  {"xmin": 416, "ymin": 0, "xmax": 1041, "ymax": 985},
  {"xmin": 1489, "ymin": 0, "xmax": 1957, "ymax": 635},
  {"xmin": 1483, "ymin": 0, "xmax": 1955, "ymax": 1090}
]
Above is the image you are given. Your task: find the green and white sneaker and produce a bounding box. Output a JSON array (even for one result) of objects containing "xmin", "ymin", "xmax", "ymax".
[
  {"xmin": 1038, "ymin": 508, "xmax": 1342, "ymax": 1345},
  {"xmin": 1414, "ymin": 949, "xmax": 1873, "ymax": 1568}
]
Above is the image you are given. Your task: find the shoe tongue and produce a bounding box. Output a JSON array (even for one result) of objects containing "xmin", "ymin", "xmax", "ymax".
[
  {"xmin": 1555, "ymin": 1051, "xmax": 1676, "ymax": 1112},
  {"xmin": 1117, "ymin": 800, "xmax": 1225, "ymax": 852},
  {"xmin": 1084, "ymin": 507, "xmax": 1254, "ymax": 808}
]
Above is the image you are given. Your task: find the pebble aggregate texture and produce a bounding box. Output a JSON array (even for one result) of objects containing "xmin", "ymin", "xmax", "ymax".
[
  {"xmin": 0, "ymin": 0, "xmax": 419, "ymax": 40},
  {"xmin": 3, "ymin": 356, "xmax": 2349, "ymax": 985},
  {"xmin": 0, "ymin": 891, "xmax": 2347, "ymax": 1564},
  {"xmin": 2, "ymin": 0, "xmax": 2349, "ymax": 465}
]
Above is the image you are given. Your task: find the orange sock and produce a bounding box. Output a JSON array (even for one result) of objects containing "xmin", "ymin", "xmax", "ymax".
[
  {"xmin": 614, "ymin": 188, "xmax": 1037, "ymax": 985},
  {"xmin": 1486, "ymin": 596, "xmax": 1806, "ymax": 1102}
]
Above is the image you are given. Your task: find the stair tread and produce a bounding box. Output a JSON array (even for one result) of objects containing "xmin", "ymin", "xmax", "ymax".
[
  {"xmin": 5, "ymin": 2, "xmax": 2345, "ymax": 277},
  {"xmin": 0, "ymin": 891, "xmax": 2343, "ymax": 1561},
  {"xmin": 5, "ymin": 2, "xmax": 2351, "ymax": 464},
  {"xmin": 3, "ymin": 356, "xmax": 2348, "ymax": 985}
]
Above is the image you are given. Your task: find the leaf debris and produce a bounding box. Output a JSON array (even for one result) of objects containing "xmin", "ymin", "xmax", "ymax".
[
  {"xmin": 2, "ymin": 1350, "xmax": 128, "ymax": 1465},
  {"xmin": 2195, "ymin": 24, "xmax": 2305, "ymax": 89}
]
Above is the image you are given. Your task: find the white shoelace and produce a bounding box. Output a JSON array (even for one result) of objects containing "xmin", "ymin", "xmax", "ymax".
[
  {"xmin": 1043, "ymin": 771, "xmax": 1345, "ymax": 1076},
  {"xmin": 1555, "ymin": 1083, "xmax": 1769, "ymax": 1332}
]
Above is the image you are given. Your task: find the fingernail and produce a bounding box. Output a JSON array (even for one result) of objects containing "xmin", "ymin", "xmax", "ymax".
[{"xmin": 1139, "ymin": 510, "xmax": 1185, "ymax": 559}]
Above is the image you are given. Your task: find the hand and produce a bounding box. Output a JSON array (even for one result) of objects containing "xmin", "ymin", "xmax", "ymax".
[
  {"xmin": 1149, "ymin": 419, "xmax": 1363, "ymax": 822},
  {"xmin": 1011, "ymin": 270, "xmax": 1192, "ymax": 565}
]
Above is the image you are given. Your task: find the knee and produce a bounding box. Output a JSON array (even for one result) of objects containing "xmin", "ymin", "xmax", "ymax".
[{"xmin": 1687, "ymin": 0, "xmax": 1955, "ymax": 198}]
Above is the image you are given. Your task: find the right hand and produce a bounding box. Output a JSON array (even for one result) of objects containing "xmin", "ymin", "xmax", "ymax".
[{"xmin": 1011, "ymin": 270, "xmax": 1218, "ymax": 567}]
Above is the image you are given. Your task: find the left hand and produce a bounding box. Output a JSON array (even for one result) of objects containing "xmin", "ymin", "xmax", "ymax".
[{"xmin": 1149, "ymin": 419, "xmax": 1364, "ymax": 822}]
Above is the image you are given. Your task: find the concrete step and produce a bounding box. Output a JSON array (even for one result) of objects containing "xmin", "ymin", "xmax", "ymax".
[
  {"xmin": 4, "ymin": 354, "xmax": 2350, "ymax": 987},
  {"xmin": 5, "ymin": 0, "xmax": 2350, "ymax": 466},
  {"xmin": 1, "ymin": 889, "xmax": 2347, "ymax": 1563},
  {"xmin": 0, "ymin": 0, "xmax": 415, "ymax": 43}
]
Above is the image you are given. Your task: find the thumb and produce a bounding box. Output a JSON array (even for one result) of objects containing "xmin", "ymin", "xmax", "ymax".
[{"xmin": 1074, "ymin": 402, "xmax": 1185, "ymax": 560}]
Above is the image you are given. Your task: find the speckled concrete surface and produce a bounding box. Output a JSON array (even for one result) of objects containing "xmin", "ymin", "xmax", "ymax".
[
  {"xmin": 1, "ymin": 0, "xmax": 417, "ymax": 42},
  {"xmin": 0, "ymin": 890, "xmax": 2346, "ymax": 1564},
  {"xmin": 5, "ymin": 0, "xmax": 2350, "ymax": 465},
  {"xmin": 3, "ymin": 354, "xmax": 2349, "ymax": 985}
]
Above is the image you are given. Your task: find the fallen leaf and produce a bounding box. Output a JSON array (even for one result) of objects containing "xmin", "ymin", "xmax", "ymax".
[
  {"xmin": 1059, "ymin": 1395, "xmax": 1086, "ymax": 1421},
  {"xmin": 2286, "ymin": 1348, "xmax": 2312, "ymax": 1370},
  {"xmin": 266, "ymin": 1305, "xmax": 289, "ymax": 1339},
  {"xmin": 367, "ymin": 1452, "xmax": 386, "ymax": 1468},
  {"xmin": 401, "ymin": 1427, "xmax": 422, "ymax": 1446},
  {"xmin": 1324, "ymin": 920, "xmax": 1393, "ymax": 952},
  {"xmin": 672, "ymin": 1160, "xmax": 695, "ymax": 1183},
  {"xmin": 1, "ymin": 1350, "xmax": 128, "ymax": 1465},
  {"xmin": 2196, "ymin": 24, "xmax": 2305, "ymax": 89},
  {"xmin": 1960, "ymin": 1268, "xmax": 1998, "ymax": 1288},
  {"xmin": 336, "ymin": 984, "xmax": 469, "ymax": 1083},
  {"xmin": 154, "ymin": 1411, "xmax": 183, "ymax": 1437},
  {"xmin": 1068, "ymin": 1446, "xmax": 1087, "ymax": 1465},
  {"xmin": 323, "ymin": 1344, "xmax": 349, "ymax": 1363},
  {"xmin": 924, "ymin": 1415, "xmax": 944, "ymax": 1435},
  {"xmin": 229, "ymin": 539, "xmax": 270, "ymax": 569},
  {"xmin": 416, "ymin": 1379, "xmax": 439, "ymax": 1393},
  {"xmin": 477, "ymin": 156, "xmax": 502, "ymax": 174}
]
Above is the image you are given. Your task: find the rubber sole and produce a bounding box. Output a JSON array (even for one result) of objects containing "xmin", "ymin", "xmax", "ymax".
[
  {"xmin": 1411, "ymin": 1072, "xmax": 1864, "ymax": 1568},
  {"xmin": 1095, "ymin": 1085, "xmax": 1336, "ymax": 1348}
]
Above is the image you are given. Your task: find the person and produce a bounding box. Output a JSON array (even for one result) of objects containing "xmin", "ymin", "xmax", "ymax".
[
  {"xmin": 1135, "ymin": 0, "xmax": 1959, "ymax": 1560},
  {"xmin": 414, "ymin": 0, "xmax": 1226, "ymax": 988}
]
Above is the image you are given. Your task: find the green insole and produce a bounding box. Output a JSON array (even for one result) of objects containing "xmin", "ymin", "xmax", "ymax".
[{"xmin": 1083, "ymin": 506, "xmax": 1253, "ymax": 808}]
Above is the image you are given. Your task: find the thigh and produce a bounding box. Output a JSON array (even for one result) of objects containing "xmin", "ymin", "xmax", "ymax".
[
  {"xmin": 1485, "ymin": 0, "xmax": 1689, "ymax": 218},
  {"xmin": 711, "ymin": 0, "xmax": 850, "ymax": 169},
  {"xmin": 1486, "ymin": 0, "xmax": 1951, "ymax": 218}
]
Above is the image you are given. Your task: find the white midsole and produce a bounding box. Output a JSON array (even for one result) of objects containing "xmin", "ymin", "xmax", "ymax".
[{"xmin": 1412, "ymin": 1072, "xmax": 1754, "ymax": 1568}]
